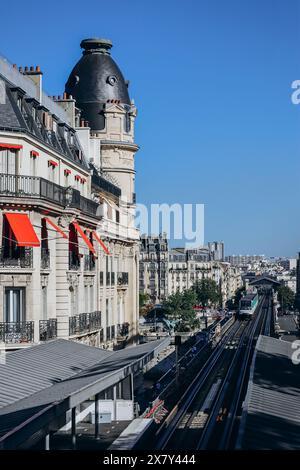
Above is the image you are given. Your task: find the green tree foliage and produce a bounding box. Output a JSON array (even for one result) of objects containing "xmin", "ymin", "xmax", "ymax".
[
  {"xmin": 192, "ymin": 279, "xmax": 221, "ymax": 307},
  {"xmin": 226, "ymin": 286, "xmax": 246, "ymax": 310},
  {"xmin": 277, "ymin": 285, "xmax": 295, "ymax": 312},
  {"xmin": 162, "ymin": 289, "xmax": 199, "ymax": 331}
]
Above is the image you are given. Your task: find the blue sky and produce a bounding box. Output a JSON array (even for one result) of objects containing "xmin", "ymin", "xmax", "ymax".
[{"xmin": 0, "ymin": 0, "xmax": 299, "ymax": 256}]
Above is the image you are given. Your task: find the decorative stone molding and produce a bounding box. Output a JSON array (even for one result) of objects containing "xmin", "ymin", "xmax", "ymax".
[
  {"xmin": 67, "ymin": 272, "xmax": 80, "ymax": 288},
  {"xmin": 0, "ymin": 274, "xmax": 32, "ymax": 287},
  {"xmin": 41, "ymin": 274, "xmax": 49, "ymax": 287},
  {"xmin": 83, "ymin": 275, "xmax": 95, "ymax": 287}
]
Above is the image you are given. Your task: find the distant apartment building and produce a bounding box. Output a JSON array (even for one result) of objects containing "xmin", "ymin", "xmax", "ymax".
[
  {"xmin": 295, "ymin": 252, "xmax": 300, "ymax": 310},
  {"xmin": 208, "ymin": 241, "xmax": 224, "ymax": 261},
  {"xmin": 225, "ymin": 254, "xmax": 265, "ymax": 266},
  {"xmin": 139, "ymin": 234, "xmax": 168, "ymax": 303},
  {"xmin": 0, "ymin": 38, "xmax": 139, "ymax": 349},
  {"xmin": 139, "ymin": 239, "xmax": 241, "ymax": 306}
]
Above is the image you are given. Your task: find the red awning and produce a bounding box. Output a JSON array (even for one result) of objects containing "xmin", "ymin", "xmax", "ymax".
[
  {"xmin": 92, "ymin": 230, "xmax": 111, "ymax": 255},
  {"xmin": 48, "ymin": 160, "xmax": 58, "ymax": 167},
  {"xmin": 0, "ymin": 143, "xmax": 23, "ymax": 150},
  {"xmin": 5, "ymin": 213, "xmax": 40, "ymax": 247},
  {"xmin": 44, "ymin": 218, "xmax": 68, "ymax": 239},
  {"xmin": 72, "ymin": 222, "xmax": 96, "ymax": 254},
  {"xmin": 30, "ymin": 150, "xmax": 39, "ymax": 157}
]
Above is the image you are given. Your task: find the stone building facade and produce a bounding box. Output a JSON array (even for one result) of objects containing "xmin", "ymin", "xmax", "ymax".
[
  {"xmin": 0, "ymin": 38, "xmax": 139, "ymax": 349},
  {"xmin": 139, "ymin": 239, "xmax": 242, "ymax": 306}
]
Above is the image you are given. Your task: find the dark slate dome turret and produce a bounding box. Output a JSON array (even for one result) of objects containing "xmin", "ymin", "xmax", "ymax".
[{"xmin": 65, "ymin": 38, "xmax": 130, "ymax": 130}]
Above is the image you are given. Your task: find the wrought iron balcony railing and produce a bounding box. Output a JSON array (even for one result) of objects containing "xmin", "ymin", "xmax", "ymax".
[
  {"xmin": 41, "ymin": 248, "xmax": 50, "ymax": 270},
  {"xmin": 69, "ymin": 311, "xmax": 101, "ymax": 336},
  {"xmin": 106, "ymin": 325, "xmax": 111, "ymax": 341},
  {"xmin": 0, "ymin": 174, "xmax": 100, "ymax": 218},
  {"xmin": 39, "ymin": 319, "xmax": 57, "ymax": 341},
  {"xmin": 0, "ymin": 247, "xmax": 33, "ymax": 269},
  {"xmin": 0, "ymin": 321, "xmax": 34, "ymax": 344},
  {"xmin": 69, "ymin": 252, "xmax": 80, "ymax": 271},
  {"xmin": 117, "ymin": 272, "xmax": 129, "ymax": 286},
  {"xmin": 117, "ymin": 322, "xmax": 129, "ymax": 337}
]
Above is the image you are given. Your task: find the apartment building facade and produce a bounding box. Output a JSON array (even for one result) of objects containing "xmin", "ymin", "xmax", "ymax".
[{"xmin": 0, "ymin": 38, "xmax": 139, "ymax": 349}]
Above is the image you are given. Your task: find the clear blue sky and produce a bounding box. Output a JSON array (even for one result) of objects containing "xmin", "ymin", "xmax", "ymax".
[{"xmin": 1, "ymin": 0, "xmax": 299, "ymax": 257}]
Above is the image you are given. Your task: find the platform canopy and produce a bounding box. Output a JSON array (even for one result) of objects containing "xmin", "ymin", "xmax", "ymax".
[{"xmin": 0, "ymin": 337, "xmax": 169, "ymax": 449}]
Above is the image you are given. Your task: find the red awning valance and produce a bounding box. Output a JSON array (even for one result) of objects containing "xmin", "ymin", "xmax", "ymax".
[
  {"xmin": 30, "ymin": 150, "xmax": 39, "ymax": 157},
  {"xmin": 0, "ymin": 143, "xmax": 23, "ymax": 150},
  {"xmin": 72, "ymin": 222, "xmax": 96, "ymax": 254},
  {"xmin": 92, "ymin": 230, "xmax": 111, "ymax": 255},
  {"xmin": 48, "ymin": 160, "xmax": 58, "ymax": 167},
  {"xmin": 64, "ymin": 169, "xmax": 71, "ymax": 175},
  {"xmin": 5, "ymin": 213, "xmax": 40, "ymax": 247},
  {"xmin": 44, "ymin": 218, "xmax": 68, "ymax": 239}
]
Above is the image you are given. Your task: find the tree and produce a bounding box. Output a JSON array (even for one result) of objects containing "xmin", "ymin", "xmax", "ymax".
[
  {"xmin": 226, "ymin": 286, "xmax": 246, "ymax": 310},
  {"xmin": 139, "ymin": 292, "xmax": 153, "ymax": 317},
  {"xmin": 192, "ymin": 279, "xmax": 221, "ymax": 307},
  {"xmin": 277, "ymin": 285, "xmax": 295, "ymax": 313},
  {"xmin": 162, "ymin": 289, "xmax": 199, "ymax": 331}
]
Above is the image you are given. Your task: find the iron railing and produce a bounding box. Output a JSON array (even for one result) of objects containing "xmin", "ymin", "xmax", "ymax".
[
  {"xmin": 0, "ymin": 174, "xmax": 100, "ymax": 218},
  {"xmin": 41, "ymin": 248, "xmax": 50, "ymax": 269},
  {"xmin": 84, "ymin": 254, "xmax": 95, "ymax": 271},
  {"xmin": 0, "ymin": 321, "xmax": 34, "ymax": 344},
  {"xmin": 111, "ymin": 325, "xmax": 115, "ymax": 339},
  {"xmin": 80, "ymin": 195, "xmax": 99, "ymax": 217},
  {"xmin": 39, "ymin": 319, "xmax": 57, "ymax": 341},
  {"xmin": 117, "ymin": 272, "xmax": 129, "ymax": 286},
  {"xmin": 106, "ymin": 325, "xmax": 111, "ymax": 341},
  {"xmin": 91, "ymin": 171, "xmax": 121, "ymax": 198},
  {"xmin": 117, "ymin": 322, "xmax": 129, "ymax": 337},
  {"xmin": 0, "ymin": 247, "xmax": 33, "ymax": 269},
  {"xmin": 69, "ymin": 252, "xmax": 80, "ymax": 271},
  {"xmin": 69, "ymin": 311, "xmax": 101, "ymax": 336}
]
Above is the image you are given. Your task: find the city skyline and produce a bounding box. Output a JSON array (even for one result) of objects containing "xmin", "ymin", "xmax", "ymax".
[{"xmin": 0, "ymin": 0, "xmax": 298, "ymax": 257}]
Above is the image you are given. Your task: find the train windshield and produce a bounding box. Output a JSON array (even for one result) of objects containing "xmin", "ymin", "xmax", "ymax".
[{"xmin": 240, "ymin": 300, "xmax": 252, "ymax": 309}]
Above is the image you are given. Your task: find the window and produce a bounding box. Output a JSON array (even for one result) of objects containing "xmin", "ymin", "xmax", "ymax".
[
  {"xmin": 48, "ymin": 165, "xmax": 56, "ymax": 183},
  {"xmin": 4, "ymin": 287, "xmax": 25, "ymax": 323},
  {"xmin": 30, "ymin": 153, "xmax": 37, "ymax": 177},
  {"xmin": 0, "ymin": 148, "xmax": 17, "ymax": 174},
  {"xmin": 42, "ymin": 286, "xmax": 47, "ymax": 320}
]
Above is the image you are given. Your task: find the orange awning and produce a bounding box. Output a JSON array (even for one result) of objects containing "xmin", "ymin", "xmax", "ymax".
[
  {"xmin": 72, "ymin": 222, "xmax": 96, "ymax": 254},
  {"xmin": 5, "ymin": 213, "xmax": 40, "ymax": 247},
  {"xmin": 44, "ymin": 218, "xmax": 68, "ymax": 239},
  {"xmin": 92, "ymin": 230, "xmax": 111, "ymax": 255}
]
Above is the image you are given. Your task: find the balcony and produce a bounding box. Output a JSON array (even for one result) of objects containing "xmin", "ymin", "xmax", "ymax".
[
  {"xmin": 69, "ymin": 252, "xmax": 80, "ymax": 271},
  {"xmin": 117, "ymin": 272, "xmax": 129, "ymax": 287},
  {"xmin": 0, "ymin": 321, "xmax": 34, "ymax": 344},
  {"xmin": 39, "ymin": 319, "xmax": 57, "ymax": 341},
  {"xmin": 69, "ymin": 311, "xmax": 101, "ymax": 336},
  {"xmin": 0, "ymin": 247, "xmax": 33, "ymax": 269},
  {"xmin": 117, "ymin": 322, "xmax": 129, "ymax": 338},
  {"xmin": 41, "ymin": 248, "xmax": 50, "ymax": 270},
  {"xmin": 0, "ymin": 174, "xmax": 100, "ymax": 219},
  {"xmin": 84, "ymin": 254, "xmax": 95, "ymax": 272}
]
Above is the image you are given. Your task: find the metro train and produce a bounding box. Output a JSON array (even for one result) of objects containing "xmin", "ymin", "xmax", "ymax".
[{"xmin": 238, "ymin": 291, "xmax": 259, "ymax": 318}]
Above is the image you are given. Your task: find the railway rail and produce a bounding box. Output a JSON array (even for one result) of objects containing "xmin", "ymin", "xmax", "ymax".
[{"xmin": 152, "ymin": 294, "xmax": 272, "ymax": 450}]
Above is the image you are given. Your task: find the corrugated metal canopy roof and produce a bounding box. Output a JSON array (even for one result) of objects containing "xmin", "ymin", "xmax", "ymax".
[
  {"xmin": 0, "ymin": 338, "xmax": 169, "ymax": 447},
  {"xmin": 239, "ymin": 335, "xmax": 300, "ymax": 450}
]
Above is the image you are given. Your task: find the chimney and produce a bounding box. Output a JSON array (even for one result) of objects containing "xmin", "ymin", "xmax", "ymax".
[{"xmin": 25, "ymin": 65, "xmax": 43, "ymax": 103}]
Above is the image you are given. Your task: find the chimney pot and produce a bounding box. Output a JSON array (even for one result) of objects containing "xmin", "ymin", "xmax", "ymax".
[
  {"xmin": 63, "ymin": 92, "xmax": 67, "ymax": 99},
  {"xmin": 80, "ymin": 119, "xmax": 85, "ymax": 127},
  {"xmin": 36, "ymin": 65, "xmax": 41, "ymax": 72},
  {"xmin": 12, "ymin": 64, "xmax": 17, "ymax": 69},
  {"xmin": 30, "ymin": 66, "xmax": 34, "ymax": 71},
  {"xmin": 57, "ymin": 95, "xmax": 61, "ymax": 100},
  {"xmin": 53, "ymin": 95, "xmax": 57, "ymax": 100},
  {"xmin": 19, "ymin": 66, "xmax": 23, "ymax": 72},
  {"xmin": 85, "ymin": 121, "xmax": 89, "ymax": 127},
  {"xmin": 25, "ymin": 66, "xmax": 29, "ymax": 72},
  {"xmin": 69, "ymin": 94, "xmax": 73, "ymax": 99}
]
